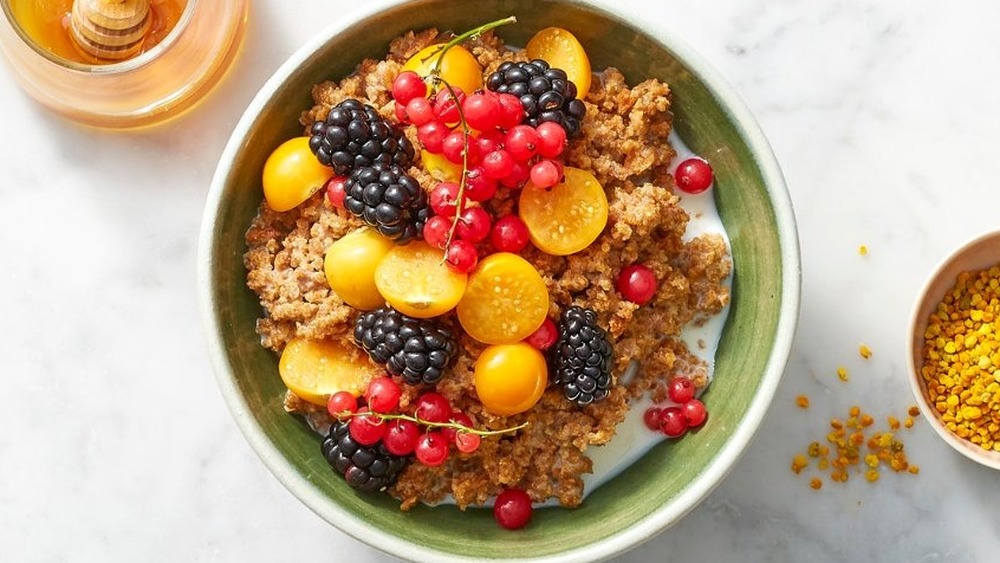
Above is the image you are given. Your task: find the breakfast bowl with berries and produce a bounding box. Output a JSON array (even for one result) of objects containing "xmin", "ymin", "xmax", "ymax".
[{"xmin": 198, "ymin": 0, "xmax": 799, "ymax": 560}]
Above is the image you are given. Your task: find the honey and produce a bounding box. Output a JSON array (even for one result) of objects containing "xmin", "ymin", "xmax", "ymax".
[{"xmin": 8, "ymin": 0, "xmax": 186, "ymax": 64}]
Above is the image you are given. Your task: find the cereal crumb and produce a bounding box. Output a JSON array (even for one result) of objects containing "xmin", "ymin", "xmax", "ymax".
[
  {"xmin": 796, "ymin": 395, "xmax": 810, "ymax": 409},
  {"xmin": 859, "ymin": 344, "xmax": 872, "ymax": 359}
]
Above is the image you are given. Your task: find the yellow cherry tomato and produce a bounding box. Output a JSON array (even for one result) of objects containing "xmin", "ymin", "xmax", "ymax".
[
  {"xmin": 456, "ymin": 252, "xmax": 549, "ymax": 344},
  {"xmin": 421, "ymin": 149, "xmax": 463, "ymax": 182},
  {"xmin": 374, "ymin": 241, "xmax": 468, "ymax": 318},
  {"xmin": 278, "ymin": 337, "xmax": 380, "ymax": 406},
  {"xmin": 474, "ymin": 343, "xmax": 548, "ymax": 416},
  {"xmin": 402, "ymin": 44, "xmax": 483, "ymax": 95},
  {"xmin": 262, "ymin": 137, "xmax": 332, "ymax": 212},
  {"xmin": 324, "ymin": 228, "xmax": 395, "ymax": 310},
  {"xmin": 519, "ymin": 166, "xmax": 609, "ymax": 256},
  {"xmin": 525, "ymin": 27, "xmax": 592, "ymax": 100}
]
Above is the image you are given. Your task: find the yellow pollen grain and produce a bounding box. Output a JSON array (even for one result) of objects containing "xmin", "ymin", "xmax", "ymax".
[
  {"xmin": 796, "ymin": 395, "xmax": 810, "ymax": 408},
  {"xmin": 859, "ymin": 245, "xmax": 869, "ymax": 256},
  {"xmin": 837, "ymin": 366, "xmax": 849, "ymax": 382},
  {"xmin": 859, "ymin": 344, "xmax": 872, "ymax": 359}
]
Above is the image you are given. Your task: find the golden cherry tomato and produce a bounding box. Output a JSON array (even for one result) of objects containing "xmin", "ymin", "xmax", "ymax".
[
  {"xmin": 474, "ymin": 343, "xmax": 548, "ymax": 416},
  {"xmin": 402, "ymin": 44, "xmax": 483, "ymax": 95},
  {"xmin": 525, "ymin": 27, "xmax": 593, "ymax": 100},
  {"xmin": 456, "ymin": 252, "xmax": 549, "ymax": 344},
  {"xmin": 519, "ymin": 166, "xmax": 609, "ymax": 256},
  {"xmin": 262, "ymin": 137, "xmax": 332, "ymax": 212},
  {"xmin": 374, "ymin": 241, "xmax": 468, "ymax": 318},
  {"xmin": 324, "ymin": 228, "xmax": 395, "ymax": 310},
  {"xmin": 278, "ymin": 337, "xmax": 380, "ymax": 406},
  {"xmin": 421, "ymin": 149, "xmax": 463, "ymax": 182}
]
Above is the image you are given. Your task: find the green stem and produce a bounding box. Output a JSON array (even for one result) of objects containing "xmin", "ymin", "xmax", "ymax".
[
  {"xmin": 427, "ymin": 15, "xmax": 518, "ymax": 75},
  {"xmin": 336, "ymin": 409, "xmax": 529, "ymax": 437}
]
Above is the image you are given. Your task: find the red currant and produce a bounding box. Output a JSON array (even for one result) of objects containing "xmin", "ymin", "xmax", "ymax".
[
  {"xmin": 493, "ymin": 489, "xmax": 532, "ymax": 530},
  {"xmin": 499, "ymin": 159, "xmax": 530, "ymax": 189},
  {"xmin": 405, "ymin": 96, "xmax": 435, "ymax": 126},
  {"xmin": 422, "ymin": 215, "xmax": 451, "ymax": 249},
  {"xmin": 429, "ymin": 181, "xmax": 461, "ymax": 217},
  {"xmin": 348, "ymin": 408, "xmax": 386, "ymax": 445},
  {"xmin": 455, "ymin": 431, "xmax": 482, "ymax": 453},
  {"xmin": 415, "ymin": 431, "xmax": 450, "ymax": 466},
  {"xmin": 473, "ymin": 130, "xmax": 504, "ymax": 156},
  {"xmin": 529, "ymin": 159, "xmax": 563, "ymax": 188},
  {"xmin": 535, "ymin": 122, "xmax": 567, "ymax": 158},
  {"xmin": 682, "ymin": 398, "xmax": 708, "ymax": 427},
  {"xmin": 441, "ymin": 130, "xmax": 473, "ymax": 165},
  {"xmin": 391, "ymin": 70, "xmax": 427, "ymax": 105},
  {"xmin": 643, "ymin": 406, "xmax": 662, "ymax": 431},
  {"xmin": 414, "ymin": 392, "xmax": 452, "ymax": 424},
  {"xmin": 434, "ymin": 88, "xmax": 465, "ymax": 124},
  {"xmin": 490, "ymin": 215, "xmax": 530, "ymax": 253},
  {"xmin": 464, "ymin": 167, "xmax": 498, "ymax": 202},
  {"xmin": 457, "ymin": 206, "xmax": 491, "ymax": 243},
  {"xmin": 524, "ymin": 317, "xmax": 557, "ymax": 350},
  {"xmin": 675, "ymin": 157, "xmax": 714, "ymax": 194},
  {"xmin": 481, "ymin": 149, "xmax": 515, "ymax": 180},
  {"xmin": 445, "ymin": 238, "xmax": 479, "ymax": 273},
  {"xmin": 364, "ymin": 376, "xmax": 401, "ymax": 413},
  {"xmin": 324, "ymin": 175, "xmax": 347, "ymax": 209},
  {"xmin": 667, "ymin": 376, "xmax": 695, "ymax": 404},
  {"xmin": 394, "ymin": 101, "xmax": 408, "ymax": 123},
  {"xmin": 462, "ymin": 91, "xmax": 502, "ymax": 131},
  {"xmin": 504, "ymin": 125, "xmax": 539, "ymax": 162},
  {"xmin": 441, "ymin": 411, "xmax": 474, "ymax": 442},
  {"xmin": 417, "ymin": 120, "xmax": 449, "ymax": 153},
  {"xmin": 616, "ymin": 264, "xmax": 657, "ymax": 305},
  {"xmin": 658, "ymin": 406, "xmax": 689, "ymax": 438},
  {"xmin": 326, "ymin": 391, "xmax": 358, "ymax": 419},
  {"xmin": 495, "ymin": 93, "xmax": 524, "ymax": 130},
  {"xmin": 382, "ymin": 419, "xmax": 420, "ymax": 456}
]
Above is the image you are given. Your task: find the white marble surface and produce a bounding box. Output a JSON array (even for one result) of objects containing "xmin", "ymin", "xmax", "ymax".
[{"xmin": 3, "ymin": 0, "xmax": 1000, "ymax": 561}]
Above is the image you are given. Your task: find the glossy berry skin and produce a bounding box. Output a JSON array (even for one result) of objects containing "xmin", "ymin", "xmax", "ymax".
[
  {"xmin": 643, "ymin": 407, "xmax": 662, "ymax": 431},
  {"xmin": 434, "ymin": 88, "xmax": 466, "ymax": 124},
  {"xmin": 462, "ymin": 92, "xmax": 502, "ymax": 131},
  {"xmin": 494, "ymin": 489, "xmax": 533, "ymax": 530},
  {"xmin": 529, "ymin": 159, "xmax": 562, "ymax": 188},
  {"xmin": 414, "ymin": 392, "xmax": 452, "ymax": 424},
  {"xmin": 415, "ymin": 432, "xmax": 450, "ymax": 466},
  {"xmin": 490, "ymin": 215, "xmax": 530, "ymax": 253},
  {"xmin": 446, "ymin": 239, "xmax": 479, "ymax": 273},
  {"xmin": 683, "ymin": 398, "xmax": 708, "ymax": 427},
  {"xmin": 325, "ymin": 176, "xmax": 347, "ymax": 209},
  {"xmin": 382, "ymin": 419, "xmax": 420, "ymax": 456},
  {"xmin": 523, "ymin": 317, "xmax": 557, "ymax": 350},
  {"xmin": 454, "ymin": 432, "xmax": 482, "ymax": 453},
  {"xmin": 391, "ymin": 70, "xmax": 427, "ymax": 105},
  {"xmin": 667, "ymin": 376, "xmax": 695, "ymax": 404},
  {"xmin": 675, "ymin": 157, "xmax": 714, "ymax": 194},
  {"xmin": 417, "ymin": 121, "xmax": 449, "ymax": 153},
  {"xmin": 464, "ymin": 168, "xmax": 498, "ymax": 202},
  {"xmin": 349, "ymin": 408, "xmax": 386, "ymax": 445},
  {"xmin": 364, "ymin": 376, "xmax": 402, "ymax": 413},
  {"xmin": 429, "ymin": 181, "xmax": 461, "ymax": 218},
  {"xmin": 504, "ymin": 125, "xmax": 540, "ymax": 162},
  {"xmin": 481, "ymin": 149, "xmax": 515, "ymax": 180},
  {"xmin": 457, "ymin": 206, "xmax": 492, "ymax": 243},
  {"xmin": 327, "ymin": 391, "xmax": 358, "ymax": 419},
  {"xmin": 658, "ymin": 406, "xmax": 689, "ymax": 438},
  {"xmin": 441, "ymin": 130, "xmax": 473, "ymax": 165},
  {"xmin": 441, "ymin": 411, "xmax": 474, "ymax": 442},
  {"xmin": 495, "ymin": 93, "xmax": 525, "ymax": 130},
  {"xmin": 405, "ymin": 96, "xmax": 435, "ymax": 126},
  {"xmin": 616, "ymin": 264, "xmax": 657, "ymax": 305},
  {"xmin": 422, "ymin": 215, "xmax": 451, "ymax": 250}
]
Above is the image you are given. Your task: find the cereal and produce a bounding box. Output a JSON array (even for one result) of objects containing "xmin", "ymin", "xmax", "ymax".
[{"xmin": 919, "ymin": 263, "xmax": 1000, "ymax": 452}]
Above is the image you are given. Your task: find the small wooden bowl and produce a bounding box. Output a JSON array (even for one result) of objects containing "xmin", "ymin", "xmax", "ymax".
[{"xmin": 908, "ymin": 230, "xmax": 1000, "ymax": 470}]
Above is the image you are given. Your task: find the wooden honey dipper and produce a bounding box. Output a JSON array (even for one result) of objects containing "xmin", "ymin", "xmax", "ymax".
[{"xmin": 69, "ymin": 0, "xmax": 152, "ymax": 61}]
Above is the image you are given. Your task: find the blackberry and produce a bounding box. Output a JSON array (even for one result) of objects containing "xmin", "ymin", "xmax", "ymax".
[
  {"xmin": 309, "ymin": 98, "xmax": 415, "ymax": 175},
  {"xmin": 343, "ymin": 163, "xmax": 429, "ymax": 244},
  {"xmin": 321, "ymin": 419, "xmax": 408, "ymax": 492},
  {"xmin": 550, "ymin": 306, "xmax": 614, "ymax": 406},
  {"xmin": 355, "ymin": 307, "xmax": 458, "ymax": 386},
  {"xmin": 485, "ymin": 59, "xmax": 587, "ymax": 137}
]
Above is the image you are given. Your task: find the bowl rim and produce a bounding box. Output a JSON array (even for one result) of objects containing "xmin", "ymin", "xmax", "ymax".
[
  {"xmin": 197, "ymin": 0, "xmax": 802, "ymax": 560},
  {"xmin": 906, "ymin": 229, "xmax": 1000, "ymax": 471}
]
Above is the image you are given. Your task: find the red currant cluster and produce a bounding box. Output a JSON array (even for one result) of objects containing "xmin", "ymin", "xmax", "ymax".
[
  {"xmin": 391, "ymin": 70, "xmax": 570, "ymax": 273},
  {"xmin": 328, "ymin": 376, "xmax": 517, "ymax": 466},
  {"xmin": 642, "ymin": 376, "xmax": 708, "ymax": 438}
]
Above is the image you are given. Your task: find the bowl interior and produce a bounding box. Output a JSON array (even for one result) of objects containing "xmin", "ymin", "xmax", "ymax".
[
  {"xmin": 908, "ymin": 231, "xmax": 1000, "ymax": 470},
  {"xmin": 202, "ymin": 0, "xmax": 794, "ymax": 559}
]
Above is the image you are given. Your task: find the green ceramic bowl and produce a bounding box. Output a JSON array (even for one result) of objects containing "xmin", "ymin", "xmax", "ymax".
[{"xmin": 198, "ymin": 0, "xmax": 800, "ymax": 560}]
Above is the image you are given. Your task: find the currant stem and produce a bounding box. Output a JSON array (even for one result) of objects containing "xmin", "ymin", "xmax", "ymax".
[
  {"xmin": 339, "ymin": 409, "xmax": 529, "ymax": 437},
  {"xmin": 427, "ymin": 16, "xmax": 518, "ymax": 75}
]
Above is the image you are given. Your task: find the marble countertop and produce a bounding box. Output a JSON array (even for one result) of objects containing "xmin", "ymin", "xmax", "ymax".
[{"xmin": 3, "ymin": 0, "xmax": 999, "ymax": 561}]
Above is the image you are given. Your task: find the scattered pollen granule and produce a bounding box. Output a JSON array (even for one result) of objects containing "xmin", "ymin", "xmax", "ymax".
[
  {"xmin": 859, "ymin": 344, "xmax": 872, "ymax": 359},
  {"xmin": 791, "ymin": 405, "xmax": 919, "ymax": 489},
  {"xmin": 810, "ymin": 478, "xmax": 823, "ymax": 490},
  {"xmin": 837, "ymin": 366, "xmax": 849, "ymax": 382},
  {"xmin": 796, "ymin": 395, "xmax": 810, "ymax": 409},
  {"xmin": 859, "ymin": 245, "xmax": 869, "ymax": 256},
  {"xmin": 919, "ymin": 263, "xmax": 1000, "ymax": 453}
]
